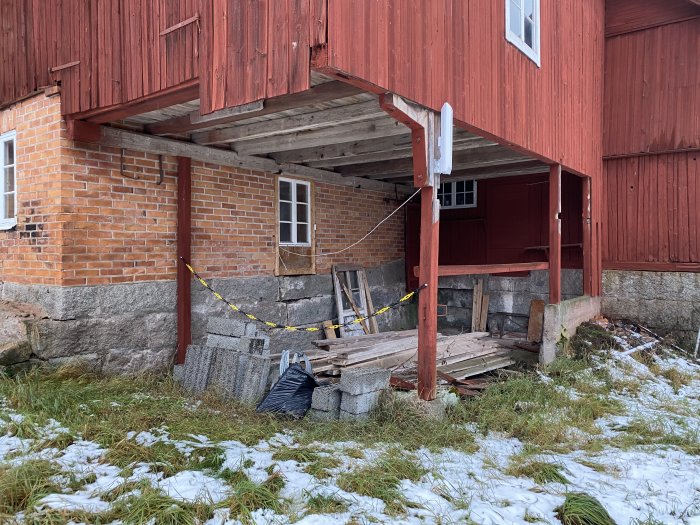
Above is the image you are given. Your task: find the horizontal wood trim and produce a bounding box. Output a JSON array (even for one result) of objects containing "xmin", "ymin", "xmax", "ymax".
[
  {"xmin": 50, "ymin": 61, "xmax": 80, "ymax": 73},
  {"xmin": 603, "ymin": 262, "xmax": 700, "ymax": 272},
  {"xmin": 414, "ymin": 262, "xmax": 550, "ymax": 278}
]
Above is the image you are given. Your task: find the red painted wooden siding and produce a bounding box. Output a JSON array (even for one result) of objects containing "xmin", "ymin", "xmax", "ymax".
[
  {"xmin": 405, "ymin": 173, "xmax": 584, "ymax": 290},
  {"xmin": 605, "ymin": 0, "xmax": 699, "ymax": 37},
  {"xmin": 604, "ymin": 18, "xmax": 700, "ymax": 157},
  {"xmin": 1, "ymin": 0, "xmax": 199, "ymax": 115},
  {"xmin": 199, "ymin": 0, "xmax": 312, "ymax": 114},
  {"xmin": 603, "ymin": 152, "xmax": 700, "ymax": 268},
  {"xmin": 323, "ymin": 0, "xmax": 605, "ymax": 179}
]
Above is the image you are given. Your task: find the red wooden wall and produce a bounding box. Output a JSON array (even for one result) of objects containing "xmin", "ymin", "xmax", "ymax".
[
  {"xmin": 605, "ymin": 0, "xmax": 699, "ymax": 36},
  {"xmin": 406, "ymin": 173, "xmax": 584, "ymax": 289},
  {"xmin": 603, "ymin": 152, "xmax": 700, "ymax": 269},
  {"xmin": 323, "ymin": 0, "xmax": 605, "ymax": 180},
  {"xmin": 604, "ymin": 18, "xmax": 700, "ymax": 157}
]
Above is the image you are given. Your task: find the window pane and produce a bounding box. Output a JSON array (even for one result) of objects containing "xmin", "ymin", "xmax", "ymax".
[
  {"xmin": 296, "ymin": 203, "xmax": 309, "ymax": 223},
  {"xmin": 456, "ymin": 193, "xmax": 465, "ymax": 206},
  {"xmin": 4, "ymin": 194, "xmax": 14, "ymax": 219},
  {"xmin": 524, "ymin": 0, "xmax": 534, "ymax": 18},
  {"xmin": 296, "ymin": 224, "xmax": 308, "ymax": 244},
  {"xmin": 465, "ymin": 192, "xmax": 475, "ymax": 206},
  {"xmin": 4, "ymin": 140, "xmax": 14, "ymax": 166},
  {"xmin": 279, "ymin": 180, "xmax": 292, "ymax": 201},
  {"xmin": 443, "ymin": 193, "xmax": 452, "ymax": 207},
  {"xmin": 296, "ymin": 183, "xmax": 308, "ymax": 204},
  {"xmin": 280, "ymin": 222, "xmax": 292, "ymax": 243},
  {"xmin": 279, "ymin": 201, "xmax": 292, "ymax": 221},
  {"xmin": 509, "ymin": 1, "xmax": 522, "ymax": 36},
  {"xmin": 466, "ymin": 180, "xmax": 474, "ymax": 192},
  {"xmin": 524, "ymin": 19, "xmax": 534, "ymax": 48},
  {"xmin": 456, "ymin": 180, "xmax": 465, "ymax": 193},
  {"xmin": 4, "ymin": 167, "xmax": 14, "ymax": 192}
]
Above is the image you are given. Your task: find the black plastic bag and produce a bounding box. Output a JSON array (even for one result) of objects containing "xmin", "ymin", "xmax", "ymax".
[{"xmin": 256, "ymin": 364, "xmax": 318, "ymax": 418}]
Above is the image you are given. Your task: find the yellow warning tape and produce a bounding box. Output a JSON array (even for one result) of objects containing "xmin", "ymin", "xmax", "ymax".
[{"xmin": 180, "ymin": 257, "xmax": 424, "ymax": 332}]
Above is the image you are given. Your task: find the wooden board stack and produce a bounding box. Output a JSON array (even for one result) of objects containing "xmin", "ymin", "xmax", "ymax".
[{"xmin": 309, "ymin": 330, "xmax": 514, "ymax": 380}]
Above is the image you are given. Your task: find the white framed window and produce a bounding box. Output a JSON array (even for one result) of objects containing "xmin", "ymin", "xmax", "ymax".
[
  {"xmin": 278, "ymin": 177, "xmax": 311, "ymax": 246},
  {"xmin": 505, "ymin": 0, "xmax": 540, "ymax": 67},
  {"xmin": 437, "ymin": 179, "xmax": 477, "ymax": 209},
  {"xmin": 0, "ymin": 131, "xmax": 17, "ymax": 230}
]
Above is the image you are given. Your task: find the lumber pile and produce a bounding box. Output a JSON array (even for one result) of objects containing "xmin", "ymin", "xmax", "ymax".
[{"xmin": 309, "ymin": 330, "xmax": 514, "ymax": 380}]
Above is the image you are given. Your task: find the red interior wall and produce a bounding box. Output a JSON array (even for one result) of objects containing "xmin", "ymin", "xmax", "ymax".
[{"xmin": 406, "ymin": 173, "xmax": 583, "ymax": 289}]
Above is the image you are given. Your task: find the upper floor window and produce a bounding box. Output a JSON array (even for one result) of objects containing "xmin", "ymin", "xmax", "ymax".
[
  {"xmin": 437, "ymin": 179, "xmax": 477, "ymax": 209},
  {"xmin": 0, "ymin": 131, "xmax": 16, "ymax": 230},
  {"xmin": 506, "ymin": 0, "xmax": 540, "ymax": 66},
  {"xmin": 278, "ymin": 177, "xmax": 311, "ymax": 246}
]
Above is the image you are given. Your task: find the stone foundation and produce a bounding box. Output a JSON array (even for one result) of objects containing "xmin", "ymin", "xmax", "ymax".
[
  {"xmin": 0, "ymin": 258, "xmax": 414, "ymax": 373},
  {"xmin": 602, "ymin": 270, "xmax": 700, "ymax": 348},
  {"xmin": 437, "ymin": 269, "xmax": 583, "ymax": 331}
]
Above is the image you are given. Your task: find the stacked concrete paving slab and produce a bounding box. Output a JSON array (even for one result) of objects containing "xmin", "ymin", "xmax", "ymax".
[
  {"xmin": 178, "ymin": 317, "xmax": 272, "ymax": 404},
  {"xmin": 309, "ymin": 367, "xmax": 390, "ymax": 421}
]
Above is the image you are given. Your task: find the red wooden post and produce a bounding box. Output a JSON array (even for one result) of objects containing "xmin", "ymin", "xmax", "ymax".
[
  {"xmin": 582, "ymin": 176, "xmax": 593, "ymax": 296},
  {"xmin": 549, "ymin": 164, "xmax": 562, "ymax": 304},
  {"xmin": 417, "ymin": 183, "xmax": 440, "ymax": 400},
  {"xmin": 177, "ymin": 156, "xmax": 192, "ymax": 364}
]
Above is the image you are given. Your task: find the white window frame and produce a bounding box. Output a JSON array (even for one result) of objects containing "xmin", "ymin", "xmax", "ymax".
[
  {"xmin": 505, "ymin": 0, "xmax": 541, "ymax": 67},
  {"xmin": 0, "ymin": 130, "xmax": 17, "ymax": 230},
  {"xmin": 438, "ymin": 179, "xmax": 478, "ymax": 210},
  {"xmin": 278, "ymin": 177, "xmax": 312, "ymax": 247}
]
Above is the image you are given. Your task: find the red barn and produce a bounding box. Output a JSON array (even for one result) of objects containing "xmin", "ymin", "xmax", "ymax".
[{"xmin": 0, "ymin": 0, "xmax": 697, "ymax": 398}]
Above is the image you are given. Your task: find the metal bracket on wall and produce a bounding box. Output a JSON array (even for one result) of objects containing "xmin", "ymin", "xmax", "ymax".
[
  {"xmin": 157, "ymin": 154, "xmax": 164, "ymax": 185},
  {"xmin": 119, "ymin": 148, "xmax": 139, "ymax": 180}
]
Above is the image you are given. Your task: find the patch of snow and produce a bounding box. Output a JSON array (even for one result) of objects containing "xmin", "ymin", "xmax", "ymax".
[{"xmin": 158, "ymin": 470, "xmax": 231, "ymax": 504}]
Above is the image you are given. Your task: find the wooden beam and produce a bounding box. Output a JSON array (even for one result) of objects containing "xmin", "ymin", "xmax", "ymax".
[
  {"xmin": 372, "ymin": 164, "xmax": 549, "ymax": 184},
  {"xmin": 549, "ymin": 164, "xmax": 562, "ymax": 304},
  {"xmin": 271, "ymin": 134, "xmax": 413, "ymax": 163},
  {"xmin": 193, "ymin": 100, "xmax": 386, "ymax": 145},
  {"xmin": 582, "ymin": 176, "xmax": 592, "ymax": 296},
  {"xmin": 232, "ymin": 117, "xmax": 405, "ymax": 156},
  {"xmin": 176, "ymin": 157, "xmax": 192, "ymax": 364},
  {"xmin": 66, "ymin": 119, "xmax": 103, "ymax": 143},
  {"xmin": 145, "ymin": 81, "xmax": 363, "ymax": 135},
  {"xmin": 307, "ymin": 136, "xmax": 491, "ymax": 168},
  {"xmin": 79, "ymin": 125, "xmax": 404, "ymax": 194},
  {"xmin": 413, "ymin": 262, "xmax": 550, "ymax": 277},
  {"xmin": 68, "ymin": 79, "xmax": 199, "ymax": 124}
]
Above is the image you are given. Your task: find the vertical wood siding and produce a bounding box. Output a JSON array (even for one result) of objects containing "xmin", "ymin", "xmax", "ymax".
[
  {"xmin": 1, "ymin": 0, "xmax": 199, "ymax": 115},
  {"xmin": 603, "ymin": 152, "xmax": 700, "ymax": 267},
  {"xmin": 604, "ymin": 18, "xmax": 700, "ymax": 157},
  {"xmin": 324, "ymin": 0, "xmax": 605, "ymax": 180},
  {"xmin": 605, "ymin": 0, "xmax": 699, "ymax": 37},
  {"xmin": 199, "ymin": 0, "xmax": 312, "ymax": 114}
]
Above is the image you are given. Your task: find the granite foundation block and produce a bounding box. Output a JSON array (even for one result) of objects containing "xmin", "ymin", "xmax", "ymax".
[
  {"xmin": 182, "ymin": 345, "xmax": 216, "ymax": 395},
  {"xmin": 207, "ymin": 317, "xmax": 257, "ymax": 338},
  {"xmin": 206, "ymin": 335, "xmax": 270, "ymax": 356},
  {"xmin": 339, "ymin": 367, "xmax": 391, "ymax": 396},
  {"xmin": 238, "ymin": 354, "xmax": 271, "ymax": 404},
  {"xmin": 209, "ymin": 349, "xmax": 241, "ymax": 398}
]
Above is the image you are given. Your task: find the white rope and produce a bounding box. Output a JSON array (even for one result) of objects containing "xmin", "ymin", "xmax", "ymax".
[{"xmin": 279, "ymin": 188, "xmax": 421, "ymax": 259}]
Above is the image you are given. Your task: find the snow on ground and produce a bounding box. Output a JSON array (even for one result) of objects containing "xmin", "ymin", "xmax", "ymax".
[{"xmin": 1, "ymin": 345, "xmax": 700, "ymax": 524}]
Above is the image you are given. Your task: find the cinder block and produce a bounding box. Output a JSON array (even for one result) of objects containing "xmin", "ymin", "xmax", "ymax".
[
  {"xmin": 340, "ymin": 389, "xmax": 382, "ymax": 415},
  {"xmin": 339, "ymin": 410, "xmax": 371, "ymax": 421},
  {"xmin": 339, "ymin": 368, "xmax": 391, "ymax": 396},
  {"xmin": 182, "ymin": 345, "xmax": 216, "ymax": 395},
  {"xmin": 307, "ymin": 408, "xmax": 340, "ymax": 421},
  {"xmin": 207, "ymin": 317, "xmax": 249, "ymax": 337},
  {"xmin": 311, "ymin": 384, "xmax": 342, "ymax": 414}
]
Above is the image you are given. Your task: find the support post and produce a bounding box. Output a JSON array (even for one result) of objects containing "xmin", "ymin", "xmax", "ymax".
[
  {"xmin": 380, "ymin": 93, "xmax": 440, "ymax": 401},
  {"xmin": 549, "ymin": 164, "xmax": 562, "ymax": 304},
  {"xmin": 582, "ymin": 176, "xmax": 592, "ymax": 296},
  {"xmin": 177, "ymin": 156, "xmax": 192, "ymax": 364}
]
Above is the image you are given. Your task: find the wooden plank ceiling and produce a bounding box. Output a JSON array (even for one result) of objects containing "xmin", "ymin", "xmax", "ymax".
[{"xmin": 120, "ymin": 74, "xmax": 547, "ymax": 185}]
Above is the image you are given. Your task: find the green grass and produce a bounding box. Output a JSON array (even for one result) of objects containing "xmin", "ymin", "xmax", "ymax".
[
  {"xmin": 0, "ymin": 460, "xmax": 60, "ymax": 515},
  {"xmin": 303, "ymin": 454, "xmax": 342, "ymax": 479},
  {"xmin": 555, "ymin": 492, "xmax": 616, "ymax": 525},
  {"xmin": 109, "ymin": 485, "xmax": 214, "ymax": 525},
  {"xmin": 575, "ymin": 459, "xmax": 609, "ymax": 474},
  {"xmin": 506, "ymin": 459, "xmax": 569, "ymax": 485},
  {"xmin": 226, "ymin": 471, "xmax": 287, "ymax": 524},
  {"xmin": 567, "ymin": 323, "xmax": 621, "ymax": 359},
  {"xmin": 613, "ymin": 419, "xmax": 700, "ymax": 455},
  {"xmin": 305, "ymin": 492, "xmax": 349, "ymax": 515},
  {"xmin": 659, "ymin": 368, "xmax": 693, "ymax": 393},
  {"xmin": 272, "ymin": 446, "xmax": 321, "ymax": 464},
  {"xmin": 337, "ymin": 449, "xmax": 426, "ymax": 515}
]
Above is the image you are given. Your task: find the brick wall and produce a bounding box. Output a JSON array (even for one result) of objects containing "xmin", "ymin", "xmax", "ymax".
[
  {"xmin": 0, "ymin": 91, "xmax": 64, "ymax": 285},
  {"xmin": 1, "ymin": 92, "xmax": 405, "ymax": 287}
]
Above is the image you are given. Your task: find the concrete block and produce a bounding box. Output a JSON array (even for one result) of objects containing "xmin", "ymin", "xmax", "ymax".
[
  {"xmin": 207, "ymin": 335, "xmax": 270, "ymax": 357},
  {"xmin": 207, "ymin": 317, "xmax": 257, "ymax": 338},
  {"xmin": 541, "ymin": 296, "xmax": 602, "ymax": 365},
  {"xmin": 307, "ymin": 408, "xmax": 340, "ymax": 421},
  {"xmin": 238, "ymin": 354, "xmax": 271, "ymax": 404},
  {"xmin": 339, "ymin": 367, "xmax": 391, "ymax": 396},
  {"xmin": 209, "ymin": 349, "xmax": 240, "ymax": 398},
  {"xmin": 279, "ymin": 274, "xmax": 332, "ymax": 301},
  {"xmin": 339, "ymin": 410, "xmax": 371, "ymax": 421},
  {"xmin": 182, "ymin": 345, "xmax": 216, "ymax": 395},
  {"xmin": 340, "ymin": 389, "xmax": 383, "ymax": 415},
  {"xmin": 311, "ymin": 384, "xmax": 342, "ymax": 414}
]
